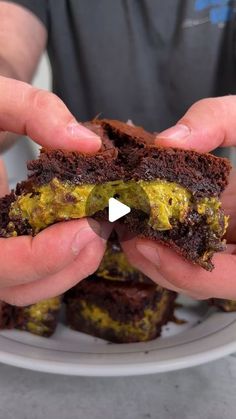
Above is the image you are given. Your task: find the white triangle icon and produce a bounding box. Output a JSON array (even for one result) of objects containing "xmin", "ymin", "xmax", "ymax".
[{"xmin": 108, "ymin": 198, "xmax": 131, "ymax": 222}]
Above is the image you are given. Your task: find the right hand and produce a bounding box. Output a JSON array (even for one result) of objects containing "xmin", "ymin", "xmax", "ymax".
[
  {"xmin": 122, "ymin": 97, "xmax": 236, "ymax": 300},
  {"xmin": 0, "ymin": 76, "xmax": 108, "ymax": 306}
]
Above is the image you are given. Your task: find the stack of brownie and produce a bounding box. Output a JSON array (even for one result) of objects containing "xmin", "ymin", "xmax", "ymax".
[
  {"xmin": 64, "ymin": 237, "xmax": 177, "ymax": 343},
  {"xmin": 0, "ymin": 118, "xmax": 232, "ymax": 341}
]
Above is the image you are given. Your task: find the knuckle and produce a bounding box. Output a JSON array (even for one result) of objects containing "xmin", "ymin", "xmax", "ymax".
[
  {"xmin": 189, "ymin": 97, "xmax": 226, "ymax": 118},
  {"xmin": 30, "ymin": 87, "xmax": 49, "ymax": 110},
  {"xmin": 30, "ymin": 88, "xmax": 62, "ymax": 111}
]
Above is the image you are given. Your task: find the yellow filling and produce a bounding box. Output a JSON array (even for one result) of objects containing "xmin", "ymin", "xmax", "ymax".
[
  {"xmin": 79, "ymin": 293, "xmax": 170, "ymax": 341},
  {"xmin": 24, "ymin": 297, "xmax": 61, "ymax": 335},
  {"xmin": 197, "ymin": 197, "xmax": 228, "ymax": 235},
  {"xmin": 9, "ymin": 177, "xmax": 223, "ymax": 234}
]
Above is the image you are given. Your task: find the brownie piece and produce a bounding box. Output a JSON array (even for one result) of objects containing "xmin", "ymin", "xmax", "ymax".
[
  {"xmin": 65, "ymin": 276, "xmax": 176, "ymax": 343},
  {"xmin": 97, "ymin": 233, "xmax": 152, "ymax": 283},
  {"xmin": 210, "ymin": 298, "xmax": 236, "ymax": 312},
  {"xmin": 0, "ymin": 119, "xmax": 231, "ymax": 270},
  {"xmin": 0, "ymin": 297, "xmax": 61, "ymax": 337}
]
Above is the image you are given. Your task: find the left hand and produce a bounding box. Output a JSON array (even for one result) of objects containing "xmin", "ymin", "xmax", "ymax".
[
  {"xmin": 122, "ymin": 97, "xmax": 236, "ymax": 300},
  {"xmin": 0, "ymin": 77, "xmax": 107, "ymax": 306}
]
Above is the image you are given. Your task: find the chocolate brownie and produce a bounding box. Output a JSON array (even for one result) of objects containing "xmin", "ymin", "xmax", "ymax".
[
  {"xmin": 65, "ymin": 276, "xmax": 176, "ymax": 343},
  {"xmin": 0, "ymin": 297, "xmax": 61, "ymax": 337},
  {"xmin": 0, "ymin": 119, "xmax": 231, "ymax": 270}
]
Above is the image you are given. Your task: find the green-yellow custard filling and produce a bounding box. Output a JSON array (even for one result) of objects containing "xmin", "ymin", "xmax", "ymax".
[
  {"xmin": 79, "ymin": 292, "xmax": 170, "ymax": 341},
  {"xmin": 23, "ymin": 297, "xmax": 61, "ymax": 335},
  {"xmin": 9, "ymin": 177, "xmax": 225, "ymax": 235}
]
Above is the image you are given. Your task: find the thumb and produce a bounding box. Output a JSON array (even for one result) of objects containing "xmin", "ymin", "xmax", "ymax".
[
  {"xmin": 0, "ymin": 76, "xmax": 101, "ymax": 153},
  {"xmin": 155, "ymin": 96, "xmax": 236, "ymax": 152},
  {"xmin": 135, "ymin": 239, "xmax": 236, "ymax": 299}
]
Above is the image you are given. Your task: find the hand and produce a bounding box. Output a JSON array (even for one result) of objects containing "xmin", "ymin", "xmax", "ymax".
[
  {"xmin": 122, "ymin": 97, "xmax": 236, "ymax": 300},
  {"xmin": 0, "ymin": 76, "xmax": 101, "ymax": 152},
  {"xmin": 0, "ymin": 76, "xmax": 107, "ymax": 306}
]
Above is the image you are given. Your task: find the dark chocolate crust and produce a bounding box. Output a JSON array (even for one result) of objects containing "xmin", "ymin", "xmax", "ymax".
[
  {"xmin": 26, "ymin": 122, "xmax": 121, "ymax": 186},
  {"xmin": 65, "ymin": 277, "xmax": 176, "ymax": 343},
  {"xmin": 100, "ymin": 119, "xmax": 231, "ymax": 198},
  {"xmin": 26, "ymin": 119, "xmax": 231, "ymax": 198}
]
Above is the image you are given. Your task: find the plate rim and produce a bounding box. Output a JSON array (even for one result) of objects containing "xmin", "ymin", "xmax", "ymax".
[{"xmin": 0, "ymin": 319, "xmax": 236, "ymax": 376}]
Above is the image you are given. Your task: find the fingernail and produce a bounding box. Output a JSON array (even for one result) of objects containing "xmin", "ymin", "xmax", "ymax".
[
  {"xmin": 72, "ymin": 227, "xmax": 100, "ymax": 256},
  {"xmin": 136, "ymin": 242, "xmax": 160, "ymax": 266},
  {"xmin": 156, "ymin": 124, "xmax": 191, "ymax": 141},
  {"xmin": 67, "ymin": 122, "xmax": 101, "ymax": 144}
]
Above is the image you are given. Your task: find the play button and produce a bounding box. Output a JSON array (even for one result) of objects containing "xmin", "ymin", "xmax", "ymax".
[
  {"xmin": 85, "ymin": 181, "xmax": 151, "ymax": 240},
  {"xmin": 108, "ymin": 198, "xmax": 131, "ymax": 222}
]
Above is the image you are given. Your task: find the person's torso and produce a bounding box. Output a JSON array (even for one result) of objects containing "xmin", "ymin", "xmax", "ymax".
[{"xmin": 47, "ymin": 0, "xmax": 236, "ymax": 131}]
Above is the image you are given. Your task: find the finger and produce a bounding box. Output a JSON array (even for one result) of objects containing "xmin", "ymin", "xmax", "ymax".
[
  {"xmin": 155, "ymin": 96, "xmax": 236, "ymax": 152},
  {"xmin": 0, "ymin": 159, "xmax": 9, "ymax": 197},
  {"xmin": 0, "ymin": 218, "xmax": 103, "ymax": 287},
  {"xmin": 0, "ymin": 76, "xmax": 101, "ymax": 153},
  {"xmin": 121, "ymin": 238, "xmax": 184, "ymax": 294},
  {"xmin": 0, "ymin": 236, "xmax": 106, "ymax": 306},
  {"xmin": 134, "ymin": 238, "xmax": 236, "ymax": 299}
]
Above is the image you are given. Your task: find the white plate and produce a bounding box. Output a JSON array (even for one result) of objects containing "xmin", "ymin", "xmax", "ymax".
[{"xmin": 0, "ymin": 296, "xmax": 236, "ymax": 376}]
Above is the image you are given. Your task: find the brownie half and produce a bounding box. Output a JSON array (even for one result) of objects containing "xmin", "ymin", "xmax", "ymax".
[
  {"xmin": 65, "ymin": 276, "xmax": 176, "ymax": 343},
  {"xmin": 0, "ymin": 119, "xmax": 231, "ymax": 270},
  {"xmin": 0, "ymin": 297, "xmax": 61, "ymax": 337}
]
